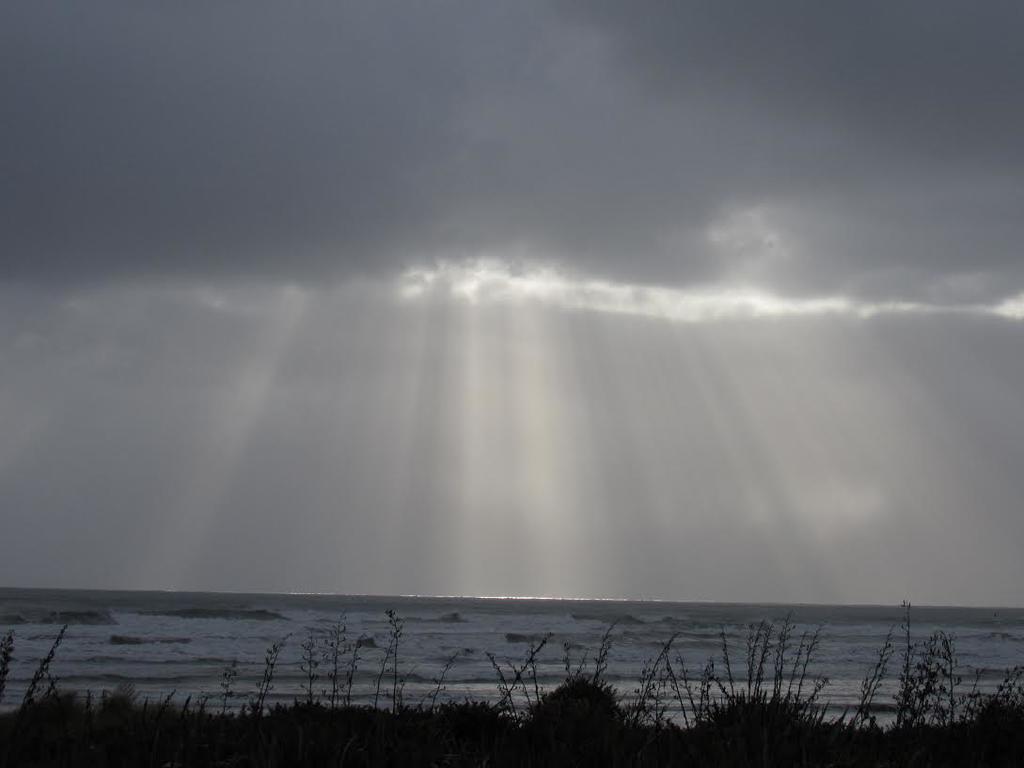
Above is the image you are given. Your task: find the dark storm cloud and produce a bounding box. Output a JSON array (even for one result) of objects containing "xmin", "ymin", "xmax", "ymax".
[
  {"xmin": 560, "ymin": 1, "xmax": 1024, "ymax": 299},
  {"xmin": 3, "ymin": 1, "xmax": 1024, "ymax": 299}
]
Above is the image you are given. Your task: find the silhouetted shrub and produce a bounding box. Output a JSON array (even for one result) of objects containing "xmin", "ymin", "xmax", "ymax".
[{"xmin": 3, "ymin": 608, "xmax": 1024, "ymax": 766}]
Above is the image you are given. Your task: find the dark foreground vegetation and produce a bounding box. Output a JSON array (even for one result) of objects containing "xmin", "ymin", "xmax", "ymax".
[{"xmin": 2, "ymin": 606, "xmax": 1024, "ymax": 766}]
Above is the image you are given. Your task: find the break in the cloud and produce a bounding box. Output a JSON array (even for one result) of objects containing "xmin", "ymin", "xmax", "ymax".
[
  {"xmin": 399, "ymin": 261, "xmax": 1024, "ymax": 323},
  {"xmin": 2, "ymin": 1, "xmax": 1024, "ymax": 303}
]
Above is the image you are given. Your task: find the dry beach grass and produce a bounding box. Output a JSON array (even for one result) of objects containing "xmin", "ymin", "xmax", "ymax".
[{"xmin": 1, "ymin": 604, "xmax": 1024, "ymax": 766}]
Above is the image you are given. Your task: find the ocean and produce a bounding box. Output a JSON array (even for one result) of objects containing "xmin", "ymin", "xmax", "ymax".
[{"xmin": 2, "ymin": 588, "xmax": 1022, "ymax": 720}]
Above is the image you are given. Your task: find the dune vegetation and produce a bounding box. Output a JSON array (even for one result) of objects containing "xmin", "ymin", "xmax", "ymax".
[{"xmin": 1, "ymin": 607, "xmax": 1023, "ymax": 766}]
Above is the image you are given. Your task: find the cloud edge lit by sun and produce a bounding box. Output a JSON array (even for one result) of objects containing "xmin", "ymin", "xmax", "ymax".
[{"xmin": 398, "ymin": 260, "xmax": 1024, "ymax": 324}]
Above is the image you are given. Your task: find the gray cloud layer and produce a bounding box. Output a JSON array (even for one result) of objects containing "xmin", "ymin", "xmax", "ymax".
[
  {"xmin": 4, "ymin": 2, "xmax": 1023, "ymax": 300},
  {"xmin": 3, "ymin": 4, "xmax": 1024, "ymax": 604}
]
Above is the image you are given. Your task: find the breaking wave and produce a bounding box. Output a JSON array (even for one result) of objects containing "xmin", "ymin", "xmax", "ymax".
[
  {"xmin": 140, "ymin": 608, "xmax": 287, "ymax": 621},
  {"xmin": 109, "ymin": 635, "xmax": 192, "ymax": 646}
]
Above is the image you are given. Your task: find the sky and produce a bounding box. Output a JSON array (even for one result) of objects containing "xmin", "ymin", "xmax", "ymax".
[{"xmin": 2, "ymin": 1, "xmax": 1024, "ymax": 605}]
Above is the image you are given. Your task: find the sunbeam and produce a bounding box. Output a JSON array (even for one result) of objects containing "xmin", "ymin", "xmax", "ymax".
[{"xmin": 148, "ymin": 286, "xmax": 309, "ymax": 587}]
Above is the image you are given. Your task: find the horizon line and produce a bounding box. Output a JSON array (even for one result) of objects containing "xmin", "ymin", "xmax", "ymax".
[{"xmin": 0, "ymin": 584, "xmax": 1019, "ymax": 612}]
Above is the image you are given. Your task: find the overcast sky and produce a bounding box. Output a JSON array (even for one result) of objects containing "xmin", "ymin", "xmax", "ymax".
[{"xmin": 2, "ymin": 1, "xmax": 1023, "ymax": 605}]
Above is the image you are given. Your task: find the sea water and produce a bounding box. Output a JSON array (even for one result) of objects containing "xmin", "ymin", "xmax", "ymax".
[{"xmin": 1, "ymin": 588, "xmax": 1022, "ymax": 719}]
